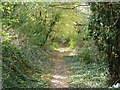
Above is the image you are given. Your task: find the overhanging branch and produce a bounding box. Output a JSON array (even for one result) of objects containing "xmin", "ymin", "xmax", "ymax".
[{"xmin": 49, "ymin": 4, "xmax": 89, "ymax": 10}]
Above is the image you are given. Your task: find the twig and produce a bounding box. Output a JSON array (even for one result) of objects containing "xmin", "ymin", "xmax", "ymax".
[{"xmin": 113, "ymin": 78, "xmax": 120, "ymax": 85}]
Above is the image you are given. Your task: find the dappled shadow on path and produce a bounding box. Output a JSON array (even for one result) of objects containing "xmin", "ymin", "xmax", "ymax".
[
  {"xmin": 49, "ymin": 47, "xmax": 77, "ymax": 88},
  {"xmin": 49, "ymin": 45, "xmax": 107, "ymax": 88},
  {"xmin": 64, "ymin": 54, "xmax": 107, "ymax": 88}
]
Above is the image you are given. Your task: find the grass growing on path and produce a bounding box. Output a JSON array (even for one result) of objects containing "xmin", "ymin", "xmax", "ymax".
[
  {"xmin": 64, "ymin": 55, "xmax": 109, "ymax": 88},
  {"xmin": 47, "ymin": 45, "xmax": 109, "ymax": 88}
]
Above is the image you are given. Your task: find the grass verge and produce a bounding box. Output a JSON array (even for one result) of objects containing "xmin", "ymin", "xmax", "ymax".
[{"xmin": 64, "ymin": 55, "xmax": 109, "ymax": 88}]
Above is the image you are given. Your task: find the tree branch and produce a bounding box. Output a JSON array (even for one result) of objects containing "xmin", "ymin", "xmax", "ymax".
[{"xmin": 49, "ymin": 3, "xmax": 89, "ymax": 10}]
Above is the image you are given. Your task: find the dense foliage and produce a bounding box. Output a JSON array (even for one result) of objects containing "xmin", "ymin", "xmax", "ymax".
[
  {"xmin": 2, "ymin": 2, "xmax": 61, "ymax": 46},
  {"xmin": 1, "ymin": 2, "xmax": 57, "ymax": 88},
  {"xmin": 1, "ymin": 1, "xmax": 119, "ymax": 88},
  {"xmin": 88, "ymin": 2, "xmax": 120, "ymax": 84},
  {"xmin": 2, "ymin": 40, "xmax": 51, "ymax": 88}
]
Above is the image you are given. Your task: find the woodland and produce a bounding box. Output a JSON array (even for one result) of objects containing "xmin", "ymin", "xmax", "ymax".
[{"xmin": 0, "ymin": 2, "xmax": 120, "ymax": 88}]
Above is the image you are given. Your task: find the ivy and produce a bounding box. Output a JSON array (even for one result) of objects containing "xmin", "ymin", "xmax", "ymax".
[{"xmin": 88, "ymin": 2, "xmax": 120, "ymax": 85}]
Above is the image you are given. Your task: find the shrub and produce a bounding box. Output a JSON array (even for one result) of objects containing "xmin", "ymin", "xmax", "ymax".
[{"xmin": 2, "ymin": 40, "xmax": 51, "ymax": 88}]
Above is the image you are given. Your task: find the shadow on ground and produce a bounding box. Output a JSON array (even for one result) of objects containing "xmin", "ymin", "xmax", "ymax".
[{"xmin": 64, "ymin": 54, "xmax": 108, "ymax": 88}]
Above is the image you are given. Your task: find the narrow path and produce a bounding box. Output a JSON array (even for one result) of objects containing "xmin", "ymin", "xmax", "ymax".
[{"xmin": 50, "ymin": 47, "xmax": 73, "ymax": 88}]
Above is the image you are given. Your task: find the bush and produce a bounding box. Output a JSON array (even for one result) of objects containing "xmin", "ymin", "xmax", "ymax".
[
  {"xmin": 78, "ymin": 40, "xmax": 107, "ymax": 64},
  {"xmin": 51, "ymin": 42, "xmax": 59, "ymax": 49},
  {"xmin": 2, "ymin": 40, "xmax": 51, "ymax": 88}
]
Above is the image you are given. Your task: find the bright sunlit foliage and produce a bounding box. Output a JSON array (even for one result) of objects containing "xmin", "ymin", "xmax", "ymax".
[{"xmin": 1, "ymin": 2, "xmax": 120, "ymax": 88}]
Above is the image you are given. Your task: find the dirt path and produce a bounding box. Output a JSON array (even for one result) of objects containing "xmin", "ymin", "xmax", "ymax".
[{"xmin": 50, "ymin": 47, "xmax": 72, "ymax": 88}]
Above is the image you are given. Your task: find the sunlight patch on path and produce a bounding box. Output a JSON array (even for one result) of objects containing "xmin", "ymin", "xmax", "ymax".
[
  {"xmin": 69, "ymin": 49, "xmax": 78, "ymax": 56},
  {"xmin": 50, "ymin": 57, "xmax": 71, "ymax": 88},
  {"xmin": 52, "ymin": 75, "xmax": 67, "ymax": 79},
  {"xmin": 56, "ymin": 47, "xmax": 78, "ymax": 56},
  {"xmin": 51, "ymin": 75, "xmax": 69, "ymax": 88},
  {"xmin": 56, "ymin": 47, "xmax": 70, "ymax": 52},
  {"xmin": 50, "ymin": 47, "xmax": 73, "ymax": 88}
]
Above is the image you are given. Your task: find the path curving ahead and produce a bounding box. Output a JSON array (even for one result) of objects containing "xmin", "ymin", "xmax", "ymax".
[{"xmin": 50, "ymin": 47, "xmax": 73, "ymax": 88}]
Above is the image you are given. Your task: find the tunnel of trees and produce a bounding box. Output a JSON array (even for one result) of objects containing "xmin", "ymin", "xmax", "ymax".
[{"xmin": 0, "ymin": 1, "xmax": 120, "ymax": 88}]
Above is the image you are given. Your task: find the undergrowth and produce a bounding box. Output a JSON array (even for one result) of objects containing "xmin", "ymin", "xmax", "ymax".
[
  {"xmin": 65, "ymin": 55, "xmax": 109, "ymax": 88},
  {"xmin": 64, "ymin": 40, "xmax": 109, "ymax": 88},
  {"xmin": 2, "ymin": 40, "xmax": 53, "ymax": 88}
]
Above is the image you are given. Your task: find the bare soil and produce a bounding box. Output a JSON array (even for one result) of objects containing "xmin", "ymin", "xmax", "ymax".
[{"xmin": 49, "ymin": 47, "xmax": 78, "ymax": 88}]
